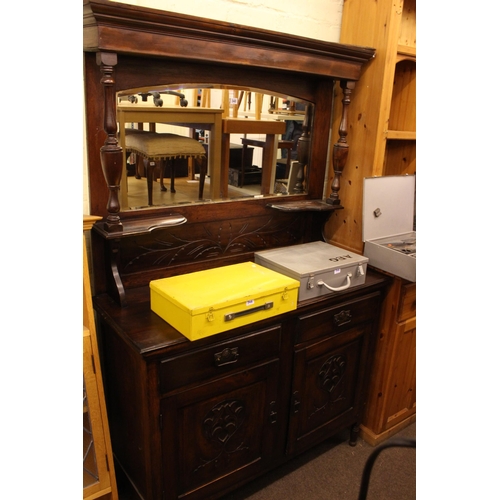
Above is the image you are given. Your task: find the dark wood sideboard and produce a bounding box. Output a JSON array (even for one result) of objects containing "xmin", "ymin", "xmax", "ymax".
[
  {"xmin": 83, "ymin": 1, "xmax": 384, "ymax": 498},
  {"xmin": 94, "ymin": 272, "xmax": 389, "ymax": 500}
]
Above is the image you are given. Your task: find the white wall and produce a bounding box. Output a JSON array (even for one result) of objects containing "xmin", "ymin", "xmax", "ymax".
[
  {"xmin": 83, "ymin": 0, "xmax": 344, "ymax": 214},
  {"xmin": 111, "ymin": 0, "xmax": 344, "ymax": 42}
]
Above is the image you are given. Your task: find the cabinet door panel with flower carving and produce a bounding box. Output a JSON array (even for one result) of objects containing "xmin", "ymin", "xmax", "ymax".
[
  {"xmin": 160, "ymin": 358, "xmax": 280, "ymax": 500},
  {"xmin": 287, "ymin": 324, "xmax": 371, "ymax": 455}
]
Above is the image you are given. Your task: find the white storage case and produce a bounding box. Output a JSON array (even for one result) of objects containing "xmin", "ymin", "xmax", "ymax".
[
  {"xmin": 362, "ymin": 175, "xmax": 416, "ymax": 282},
  {"xmin": 254, "ymin": 241, "xmax": 368, "ymax": 302}
]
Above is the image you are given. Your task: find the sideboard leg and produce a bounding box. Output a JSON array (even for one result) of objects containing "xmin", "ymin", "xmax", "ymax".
[{"xmin": 349, "ymin": 423, "xmax": 360, "ymax": 446}]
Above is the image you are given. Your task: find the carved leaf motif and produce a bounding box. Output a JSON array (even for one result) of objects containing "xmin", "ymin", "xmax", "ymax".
[{"xmin": 122, "ymin": 215, "xmax": 303, "ymax": 272}]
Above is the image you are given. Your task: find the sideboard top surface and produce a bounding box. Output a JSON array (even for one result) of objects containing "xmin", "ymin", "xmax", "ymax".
[{"xmin": 93, "ymin": 269, "xmax": 390, "ymax": 357}]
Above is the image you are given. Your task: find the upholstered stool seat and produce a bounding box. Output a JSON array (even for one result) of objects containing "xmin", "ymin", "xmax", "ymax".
[{"xmin": 124, "ymin": 128, "xmax": 207, "ymax": 205}]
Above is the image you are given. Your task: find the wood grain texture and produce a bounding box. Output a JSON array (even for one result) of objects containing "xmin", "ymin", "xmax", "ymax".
[{"xmin": 325, "ymin": 0, "xmax": 416, "ymax": 253}]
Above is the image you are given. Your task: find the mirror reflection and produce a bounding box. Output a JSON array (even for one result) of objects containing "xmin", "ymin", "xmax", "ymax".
[{"xmin": 116, "ymin": 85, "xmax": 312, "ymax": 210}]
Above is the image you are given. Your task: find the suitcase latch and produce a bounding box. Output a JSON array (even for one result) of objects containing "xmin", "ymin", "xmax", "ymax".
[
  {"xmin": 307, "ymin": 275, "xmax": 315, "ymax": 289},
  {"xmin": 206, "ymin": 307, "xmax": 215, "ymax": 322}
]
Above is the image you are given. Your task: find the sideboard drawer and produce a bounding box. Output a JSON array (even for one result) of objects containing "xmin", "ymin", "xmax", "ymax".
[
  {"xmin": 295, "ymin": 293, "xmax": 380, "ymax": 344},
  {"xmin": 159, "ymin": 325, "xmax": 281, "ymax": 394}
]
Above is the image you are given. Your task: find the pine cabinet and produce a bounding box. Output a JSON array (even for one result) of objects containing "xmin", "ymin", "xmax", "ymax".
[
  {"xmin": 94, "ymin": 272, "xmax": 388, "ymax": 500},
  {"xmin": 359, "ymin": 276, "xmax": 416, "ymax": 445},
  {"xmin": 83, "ymin": 216, "xmax": 118, "ymax": 500},
  {"xmin": 324, "ymin": 0, "xmax": 416, "ymax": 444}
]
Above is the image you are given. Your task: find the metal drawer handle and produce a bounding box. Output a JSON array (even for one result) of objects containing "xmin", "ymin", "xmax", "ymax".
[
  {"xmin": 214, "ymin": 347, "xmax": 239, "ymax": 367},
  {"xmin": 317, "ymin": 273, "xmax": 352, "ymax": 292},
  {"xmin": 334, "ymin": 309, "xmax": 352, "ymax": 326},
  {"xmin": 224, "ymin": 301, "xmax": 273, "ymax": 322}
]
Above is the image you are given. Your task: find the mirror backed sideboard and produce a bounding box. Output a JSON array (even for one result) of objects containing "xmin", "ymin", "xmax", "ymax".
[{"xmin": 83, "ymin": 3, "xmax": 391, "ymax": 499}]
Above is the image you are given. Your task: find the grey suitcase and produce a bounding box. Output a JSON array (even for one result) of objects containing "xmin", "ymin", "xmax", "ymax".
[{"xmin": 254, "ymin": 241, "xmax": 368, "ymax": 302}]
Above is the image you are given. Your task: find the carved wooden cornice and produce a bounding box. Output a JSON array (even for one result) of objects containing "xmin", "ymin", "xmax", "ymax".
[{"xmin": 83, "ymin": 0, "xmax": 375, "ymax": 80}]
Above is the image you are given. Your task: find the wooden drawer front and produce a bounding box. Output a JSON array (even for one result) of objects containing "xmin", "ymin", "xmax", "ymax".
[
  {"xmin": 398, "ymin": 282, "xmax": 416, "ymax": 322},
  {"xmin": 159, "ymin": 325, "xmax": 281, "ymax": 394},
  {"xmin": 295, "ymin": 293, "xmax": 380, "ymax": 344}
]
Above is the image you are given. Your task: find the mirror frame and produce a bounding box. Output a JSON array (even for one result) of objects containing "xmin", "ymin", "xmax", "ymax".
[{"xmin": 83, "ymin": 0, "xmax": 375, "ymax": 232}]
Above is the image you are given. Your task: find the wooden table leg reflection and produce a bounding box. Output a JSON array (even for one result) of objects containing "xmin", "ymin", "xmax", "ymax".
[{"xmin": 221, "ymin": 118, "xmax": 285, "ymax": 197}]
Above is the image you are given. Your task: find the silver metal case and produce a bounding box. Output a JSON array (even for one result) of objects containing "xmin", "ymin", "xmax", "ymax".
[
  {"xmin": 254, "ymin": 241, "xmax": 368, "ymax": 302},
  {"xmin": 362, "ymin": 175, "xmax": 416, "ymax": 282}
]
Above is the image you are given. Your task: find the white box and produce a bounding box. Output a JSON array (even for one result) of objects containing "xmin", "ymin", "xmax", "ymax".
[
  {"xmin": 362, "ymin": 175, "xmax": 416, "ymax": 282},
  {"xmin": 255, "ymin": 241, "xmax": 368, "ymax": 302}
]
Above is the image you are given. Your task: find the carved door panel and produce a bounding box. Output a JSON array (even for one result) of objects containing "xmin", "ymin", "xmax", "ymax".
[
  {"xmin": 287, "ymin": 325, "xmax": 370, "ymax": 455},
  {"xmin": 161, "ymin": 359, "xmax": 280, "ymax": 500}
]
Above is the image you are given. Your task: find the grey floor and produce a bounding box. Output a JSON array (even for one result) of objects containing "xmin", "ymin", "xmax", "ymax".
[
  {"xmin": 117, "ymin": 422, "xmax": 416, "ymax": 500},
  {"xmin": 219, "ymin": 423, "xmax": 416, "ymax": 500}
]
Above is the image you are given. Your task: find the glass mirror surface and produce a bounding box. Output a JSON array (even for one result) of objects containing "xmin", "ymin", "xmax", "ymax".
[{"xmin": 116, "ymin": 85, "xmax": 313, "ymax": 211}]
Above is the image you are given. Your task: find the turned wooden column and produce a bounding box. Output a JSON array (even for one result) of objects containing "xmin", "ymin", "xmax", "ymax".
[
  {"xmin": 97, "ymin": 52, "xmax": 123, "ymax": 232},
  {"xmin": 294, "ymin": 104, "xmax": 312, "ymax": 194},
  {"xmin": 327, "ymin": 80, "xmax": 355, "ymax": 205}
]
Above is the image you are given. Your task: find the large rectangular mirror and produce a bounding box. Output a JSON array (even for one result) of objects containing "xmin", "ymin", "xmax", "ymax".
[{"xmin": 115, "ymin": 85, "xmax": 312, "ymax": 211}]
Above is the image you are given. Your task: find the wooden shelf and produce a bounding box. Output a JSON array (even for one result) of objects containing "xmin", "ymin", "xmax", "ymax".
[
  {"xmin": 384, "ymin": 140, "xmax": 416, "ymax": 176},
  {"xmin": 397, "ymin": 44, "xmax": 416, "ymax": 58},
  {"xmin": 386, "ymin": 130, "xmax": 416, "ymax": 140},
  {"xmin": 267, "ymin": 199, "xmax": 343, "ymax": 212},
  {"xmin": 389, "ymin": 59, "xmax": 416, "ymax": 133}
]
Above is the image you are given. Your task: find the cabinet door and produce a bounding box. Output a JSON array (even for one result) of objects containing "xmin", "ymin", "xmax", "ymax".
[
  {"xmin": 384, "ymin": 316, "xmax": 416, "ymax": 428},
  {"xmin": 287, "ymin": 325, "xmax": 371, "ymax": 455},
  {"xmin": 161, "ymin": 359, "xmax": 280, "ymax": 500}
]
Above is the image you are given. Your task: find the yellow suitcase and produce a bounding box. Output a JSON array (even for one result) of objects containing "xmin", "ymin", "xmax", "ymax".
[{"xmin": 150, "ymin": 262, "xmax": 300, "ymax": 341}]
